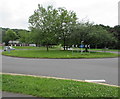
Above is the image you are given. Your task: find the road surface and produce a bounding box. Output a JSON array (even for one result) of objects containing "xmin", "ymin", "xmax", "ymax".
[
  {"xmin": 2, "ymin": 55, "xmax": 118, "ymax": 85},
  {"xmin": 2, "ymin": 91, "xmax": 46, "ymax": 99}
]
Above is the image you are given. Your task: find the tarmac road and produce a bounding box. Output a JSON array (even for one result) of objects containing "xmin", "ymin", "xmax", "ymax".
[
  {"xmin": 2, "ymin": 91, "xmax": 47, "ymax": 99},
  {"xmin": 2, "ymin": 55, "xmax": 118, "ymax": 86}
]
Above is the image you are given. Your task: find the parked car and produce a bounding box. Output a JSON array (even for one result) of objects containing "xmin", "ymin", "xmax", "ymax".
[{"xmin": 4, "ymin": 46, "xmax": 15, "ymax": 51}]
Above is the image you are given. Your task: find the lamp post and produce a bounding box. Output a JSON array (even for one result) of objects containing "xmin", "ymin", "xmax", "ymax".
[
  {"xmin": 81, "ymin": 41, "xmax": 84, "ymax": 54},
  {"xmin": 62, "ymin": 22, "xmax": 66, "ymax": 50}
]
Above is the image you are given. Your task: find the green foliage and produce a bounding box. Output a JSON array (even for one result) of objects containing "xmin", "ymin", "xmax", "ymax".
[
  {"xmin": 2, "ymin": 29, "xmax": 18, "ymax": 45},
  {"xmin": 2, "ymin": 74, "xmax": 119, "ymax": 98},
  {"xmin": 95, "ymin": 24, "xmax": 120, "ymax": 49},
  {"xmin": 6, "ymin": 29, "xmax": 18, "ymax": 41},
  {"xmin": 29, "ymin": 5, "xmax": 78, "ymax": 51},
  {"xmin": 70, "ymin": 22, "xmax": 117, "ymax": 50},
  {"xmin": 18, "ymin": 30, "xmax": 33, "ymax": 44},
  {"xmin": 29, "ymin": 5, "xmax": 58, "ymax": 50}
]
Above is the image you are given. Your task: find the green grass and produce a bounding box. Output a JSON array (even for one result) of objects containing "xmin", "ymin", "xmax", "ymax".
[
  {"xmin": 4, "ymin": 46, "xmax": 119, "ymax": 51},
  {"xmin": 1, "ymin": 74, "xmax": 119, "ymax": 98},
  {"xmin": 14, "ymin": 46, "xmax": 61, "ymax": 50},
  {"xmin": 13, "ymin": 46, "xmax": 41, "ymax": 49},
  {"xmin": 3, "ymin": 46, "xmax": 120, "ymax": 52},
  {"xmin": 90, "ymin": 48, "xmax": 119, "ymax": 52},
  {"xmin": 0, "ymin": 46, "xmax": 2, "ymax": 49},
  {"xmin": 73, "ymin": 48, "xmax": 119, "ymax": 52},
  {"xmin": 2, "ymin": 49, "xmax": 119, "ymax": 58}
]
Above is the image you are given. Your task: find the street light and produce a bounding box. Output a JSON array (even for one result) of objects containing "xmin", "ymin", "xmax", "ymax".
[
  {"xmin": 81, "ymin": 41, "xmax": 84, "ymax": 54},
  {"xmin": 62, "ymin": 22, "xmax": 66, "ymax": 50}
]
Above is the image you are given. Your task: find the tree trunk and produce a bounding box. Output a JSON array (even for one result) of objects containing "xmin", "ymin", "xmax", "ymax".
[
  {"xmin": 85, "ymin": 45, "xmax": 89, "ymax": 52},
  {"xmin": 46, "ymin": 45, "xmax": 49, "ymax": 51},
  {"xmin": 95, "ymin": 45, "xmax": 97, "ymax": 49}
]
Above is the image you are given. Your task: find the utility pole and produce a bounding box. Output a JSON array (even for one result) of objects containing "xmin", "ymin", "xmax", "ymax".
[{"xmin": 118, "ymin": 1, "xmax": 120, "ymax": 25}]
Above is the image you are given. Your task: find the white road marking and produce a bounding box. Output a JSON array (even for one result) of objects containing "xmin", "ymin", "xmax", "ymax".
[{"xmin": 85, "ymin": 80, "xmax": 106, "ymax": 83}]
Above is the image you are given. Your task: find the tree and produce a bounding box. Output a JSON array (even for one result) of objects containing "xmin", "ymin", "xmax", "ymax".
[
  {"xmin": 93, "ymin": 24, "xmax": 118, "ymax": 49},
  {"xmin": 71, "ymin": 22, "xmax": 116, "ymax": 51},
  {"xmin": 57, "ymin": 7, "xmax": 78, "ymax": 50},
  {"xmin": 2, "ymin": 29, "xmax": 18, "ymax": 45},
  {"xmin": 112, "ymin": 25, "xmax": 120, "ymax": 49},
  {"xmin": 19, "ymin": 30, "xmax": 33, "ymax": 44},
  {"xmin": 70, "ymin": 22, "xmax": 94, "ymax": 51},
  {"xmin": 29, "ymin": 5, "xmax": 59, "ymax": 51},
  {"xmin": 29, "ymin": 4, "xmax": 78, "ymax": 51},
  {"xmin": 88, "ymin": 25, "xmax": 116, "ymax": 49}
]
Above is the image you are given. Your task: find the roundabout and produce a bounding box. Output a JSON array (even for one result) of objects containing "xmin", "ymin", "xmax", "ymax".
[
  {"xmin": 1, "ymin": 49, "xmax": 119, "ymax": 97},
  {"xmin": 2, "ymin": 55, "xmax": 118, "ymax": 85}
]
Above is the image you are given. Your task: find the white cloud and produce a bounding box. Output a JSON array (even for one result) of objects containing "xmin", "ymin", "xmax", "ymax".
[{"xmin": 0, "ymin": 0, "xmax": 119, "ymax": 30}]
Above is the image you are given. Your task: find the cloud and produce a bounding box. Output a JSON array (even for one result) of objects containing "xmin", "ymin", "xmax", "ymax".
[{"xmin": 0, "ymin": 0, "xmax": 119, "ymax": 30}]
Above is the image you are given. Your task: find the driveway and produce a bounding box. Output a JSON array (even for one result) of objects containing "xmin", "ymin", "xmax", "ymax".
[{"xmin": 2, "ymin": 56, "xmax": 118, "ymax": 85}]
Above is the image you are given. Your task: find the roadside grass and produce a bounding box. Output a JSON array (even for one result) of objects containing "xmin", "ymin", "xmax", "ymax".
[
  {"xmin": 2, "ymin": 49, "xmax": 119, "ymax": 58},
  {"xmin": 0, "ymin": 46, "xmax": 2, "ymax": 49},
  {"xmin": 1, "ymin": 74, "xmax": 119, "ymax": 98}
]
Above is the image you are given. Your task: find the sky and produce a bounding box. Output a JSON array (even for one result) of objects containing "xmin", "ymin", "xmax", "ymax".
[{"xmin": 0, "ymin": 0, "xmax": 119, "ymax": 30}]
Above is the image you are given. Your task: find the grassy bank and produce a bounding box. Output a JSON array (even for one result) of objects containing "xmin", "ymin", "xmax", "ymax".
[
  {"xmin": 2, "ymin": 49, "xmax": 119, "ymax": 58},
  {"xmin": 2, "ymin": 74, "xmax": 119, "ymax": 98},
  {"xmin": 0, "ymin": 46, "xmax": 2, "ymax": 49}
]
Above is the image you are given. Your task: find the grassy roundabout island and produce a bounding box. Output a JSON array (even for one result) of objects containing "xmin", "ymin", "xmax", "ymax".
[{"xmin": 2, "ymin": 47, "xmax": 119, "ymax": 59}]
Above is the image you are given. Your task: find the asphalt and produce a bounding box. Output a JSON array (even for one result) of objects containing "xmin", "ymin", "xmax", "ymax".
[
  {"xmin": 2, "ymin": 91, "xmax": 46, "ymax": 99},
  {"xmin": 2, "ymin": 55, "xmax": 118, "ymax": 85}
]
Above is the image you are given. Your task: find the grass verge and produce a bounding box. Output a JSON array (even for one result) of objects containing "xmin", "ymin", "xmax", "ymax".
[
  {"xmin": 0, "ymin": 46, "xmax": 2, "ymax": 49},
  {"xmin": 2, "ymin": 49, "xmax": 119, "ymax": 58},
  {"xmin": 1, "ymin": 74, "xmax": 119, "ymax": 98}
]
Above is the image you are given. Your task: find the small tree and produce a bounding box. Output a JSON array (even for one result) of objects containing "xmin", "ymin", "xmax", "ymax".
[
  {"xmin": 57, "ymin": 8, "xmax": 77, "ymax": 50},
  {"xmin": 3, "ymin": 29, "xmax": 17, "ymax": 45},
  {"xmin": 19, "ymin": 30, "xmax": 33, "ymax": 44}
]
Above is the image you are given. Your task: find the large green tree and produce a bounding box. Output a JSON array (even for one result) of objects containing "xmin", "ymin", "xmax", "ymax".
[
  {"xmin": 29, "ymin": 4, "xmax": 77, "ymax": 51},
  {"xmin": 29, "ymin": 5, "xmax": 59, "ymax": 51}
]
